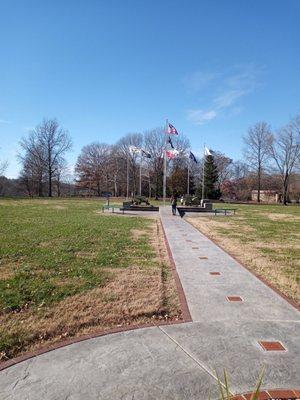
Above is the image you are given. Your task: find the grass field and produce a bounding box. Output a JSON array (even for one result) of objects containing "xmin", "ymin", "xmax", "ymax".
[
  {"xmin": 187, "ymin": 203, "xmax": 300, "ymax": 305},
  {"xmin": 0, "ymin": 198, "xmax": 181, "ymax": 361}
]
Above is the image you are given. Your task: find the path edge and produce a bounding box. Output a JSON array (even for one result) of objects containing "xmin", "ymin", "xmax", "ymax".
[
  {"xmin": 185, "ymin": 218, "xmax": 300, "ymax": 313},
  {"xmin": 160, "ymin": 218, "xmax": 193, "ymax": 322},
  {"xmin": 0, "ymin": 216, "xmax": 192, "ymax": 372}
]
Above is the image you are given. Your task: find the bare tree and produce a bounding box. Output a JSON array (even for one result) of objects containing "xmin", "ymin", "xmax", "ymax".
[
  {"xmin": 243, "ymin": 121, "xmax": 273, "ymax": 202},
  {"xmin": 268, "ymin": 116, "xmax": 300, "ymax": 205},
  {"xmin": 19, "ymin": 134, "xmax": 46, "ymax": 196},
  {"xmin": 0, "ymin": 160, "xmax": 8, "ymax": 176},
  {"xmin": 53, "ymin": 159, "xmax": 69, "ymax": 197},
  {"xmin": 143, "ymin": 128, "xmax": 165, "ymax": 198},
  {"xmin": 0, "ymin": 148, "xmax": 8, "ymax": 176},
  {"xmin": 231, "ymin": 160, "xmax": 250, "ymax": 180},
  {"xmin": 116, "ymin": 133, "xmax": 143, "ymax": 197},
  {"xmin": 37, "ymin": 119, "xmax": 72, "ymax": 197},
  {"xmin": 213, "ymin": 152, "xmax": 233, "ymax": 191},
  {"xmin": 75, "ymin": 143, "xmax": 111, "ymax": 196},
  {"xmin": 19, "ymin": 119, "xmax": 72, "ymax": 197}
]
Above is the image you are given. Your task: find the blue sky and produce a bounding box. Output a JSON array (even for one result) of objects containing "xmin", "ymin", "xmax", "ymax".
[{"xmin": 1, "ymin": 0, "xmax": 299, "ymax": 178}]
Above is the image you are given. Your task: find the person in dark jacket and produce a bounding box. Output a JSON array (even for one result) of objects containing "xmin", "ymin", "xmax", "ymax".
[{"xmin": 171, "ymin": 195, "xmax": 178, "ymax": 215}]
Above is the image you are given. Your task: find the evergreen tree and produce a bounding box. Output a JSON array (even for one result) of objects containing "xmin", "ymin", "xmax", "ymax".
[{"xmin": 197, "ymin": 155, "xmax": 221, "ymax": 199}]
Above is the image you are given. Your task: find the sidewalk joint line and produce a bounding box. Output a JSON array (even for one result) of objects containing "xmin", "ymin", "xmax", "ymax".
[{"xmin": 157, "ymin": 326, "xmax": 231, "ymax": 394}]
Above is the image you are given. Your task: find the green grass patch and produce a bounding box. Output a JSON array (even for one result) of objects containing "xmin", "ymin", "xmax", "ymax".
[{"xmin": 0, "ymin": 199, "xmax": 156, "ymax": 312}]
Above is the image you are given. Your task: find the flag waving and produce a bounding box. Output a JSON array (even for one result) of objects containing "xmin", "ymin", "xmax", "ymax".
[
  {"xmin": 166, "ymin": 149, "xmax": 179, "ymax": 159},
  {"xmin": 141, "ymin": 149, "xmax": 151, "ymax": 158},
  {"xmin": 167, "ymin": 136, "xmax": 174, "ymax": 149},
  {"xmin": 189, "ymin": 151, "xmax": 198, "ymax": 163},
  {"xmin": 167, "ymin": 123, "xmax": 179, "ymax": 135},
  {"xmin": 129, "ymin": 145, "xmax": 141, "ymax": 155},
  {"xmin": 204, "ymin": 147, "xmax": 214, "ymax": 156}
]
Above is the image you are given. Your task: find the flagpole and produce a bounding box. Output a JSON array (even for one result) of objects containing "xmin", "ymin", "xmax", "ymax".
[
  {"xmin": 187, "ymin": 158, "xmax": 190, "ymax": 196},
  {"xmin": 201, "ymin": 144, "xmax": 205, "ymax": 201},
  {"xmin": 139, "ymin": 153, "xmax": 142, "ymax": 196},
  {"xmin": 163, "ymin": 119, "xmax": 168, "ymax": 206},
  {"xmin": 126, "ymin": 154, "xmax": 129, "ymax": 200}
]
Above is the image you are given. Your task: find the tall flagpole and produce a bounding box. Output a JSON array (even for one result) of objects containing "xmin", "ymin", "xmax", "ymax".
[
  {"xmin": 187, "ymin": 158, "xmax": 190, "ymax": 195},
  {"xmin": 201, "ymin": 144, "xmax": 205, "ymax": 201},
  {"xmin": 139, "ymin": 153, "xmax": 142, "ymax": 196},
  {"xmin": 126, "ymin": 154, "xmax": 129, "ymax": 199},
  {"xmin": 163, "ymin": 119, "xmax": 168, "ymax": 206}
]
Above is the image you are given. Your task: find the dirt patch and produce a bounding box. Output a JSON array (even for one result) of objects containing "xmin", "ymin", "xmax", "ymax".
[
  {"xmin": 0, "ymin": 262, "xmax": 16, "ymax": 280},
  {"xmin": 131, "ymin": 229, "xmax": 147, "ymax": 239}
]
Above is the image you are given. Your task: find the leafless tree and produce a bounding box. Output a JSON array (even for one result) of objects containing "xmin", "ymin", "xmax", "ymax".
[
  {"xmin": 231, "ymin": 160, "xmax": 250, "ymax": 180},
  {"xmin": 213, "ymin": 152, "xmax": 233, "ymax": 190},
  {"xmin": 0, "ymin": 147, "xmax": 8, "ymax": 176},
  {"xmin": 243, "ymin": 121, "xmax": 273, "ymax": 202},
  {"xmin": 116, "ymin": 133, "xmax": 143, "ymax": 197},
  {"xmin": 37, "ymin": 119, "xmax": 72, "ymax": 197},
  {"xmin": 53, "ymin": 159, "xmax": 70, "ymax": 197},
  {"xmin": 268, "ymin": 116, "xmax": 300, "ymax": 204},
  {"xmin": 19, "ymin": 134, "xmax": 46, "ymax": 196},
  {"xmin": 143, "ymin": 128, "xmax": 166, "ymax": 198},
  {"xmin": 19, "ymin": 119, "xmax": 72, "ymax": 197},
  {"xmin": 0, "ymin": 160, "xmax": 8, "ymax": 176},
  {"xmin": 75, "ymin": 143, "xmax": 111, "ymax": 196}
]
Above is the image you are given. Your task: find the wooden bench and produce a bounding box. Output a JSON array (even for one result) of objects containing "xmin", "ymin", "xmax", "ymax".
[{"xmin": 213, "ymin": 208, "xmax": 237, "ymax": 215}]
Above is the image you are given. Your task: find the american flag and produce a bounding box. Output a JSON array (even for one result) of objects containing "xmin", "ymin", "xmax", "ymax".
[{"xmin": 167, "ymin": 123, "xmax": 179, "ymax": 135}]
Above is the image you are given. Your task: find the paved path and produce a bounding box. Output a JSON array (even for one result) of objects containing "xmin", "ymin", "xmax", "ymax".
[{"xmin": 0, "ymin": 208, "xmax": 299, "ymax": 399}]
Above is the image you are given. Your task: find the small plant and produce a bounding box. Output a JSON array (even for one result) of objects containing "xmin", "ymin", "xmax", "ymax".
[{"xmin": 213, "ymin": 368, "xmax": 264, "ymax": 400}]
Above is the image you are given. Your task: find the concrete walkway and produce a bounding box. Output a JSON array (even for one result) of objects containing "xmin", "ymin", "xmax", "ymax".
[{"xmin": 0, "ymin": 207, "xmax": 299, "ymax": 399}]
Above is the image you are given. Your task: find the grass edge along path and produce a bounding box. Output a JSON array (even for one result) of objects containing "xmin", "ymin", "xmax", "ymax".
[
  {"xmin": 187, "ymin": 203, "xmax": 300, "ymax": 306},
  {"xmin": 0, "ymin": 199, "xmax": 182, "ymax": 361}
]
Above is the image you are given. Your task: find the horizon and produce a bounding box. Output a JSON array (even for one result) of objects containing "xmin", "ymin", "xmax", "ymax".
[{"xmin": 1, "ymin": 0, "xmax": 300, "ymax": 179}]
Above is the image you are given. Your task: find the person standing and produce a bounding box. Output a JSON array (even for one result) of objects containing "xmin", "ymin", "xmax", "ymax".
[{"xmin": 171, "ymin": 195, "xmax": 178, "ymax": 215}]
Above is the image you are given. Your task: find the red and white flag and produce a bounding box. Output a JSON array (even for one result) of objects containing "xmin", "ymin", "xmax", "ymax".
[
  {"xmin": 166, "ymin": 149, "xmax": 179, "ymax": 159},
  {"xmin": 167, "ymin": 123, "xmax": 179, "ymax": 135}
]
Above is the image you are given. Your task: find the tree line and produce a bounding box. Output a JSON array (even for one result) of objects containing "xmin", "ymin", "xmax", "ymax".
[{"xmin": 0, "ymin": 115, "xmax": 299, "ymax": 203}]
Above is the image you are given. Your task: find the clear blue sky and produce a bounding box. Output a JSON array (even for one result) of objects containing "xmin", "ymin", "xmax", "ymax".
[{"xmin": 1, "ymin": 0, "xmax": 299, "ymax": 178}]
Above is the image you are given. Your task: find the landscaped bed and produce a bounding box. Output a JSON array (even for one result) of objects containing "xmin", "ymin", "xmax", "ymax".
[
  {"xmin": 187, "ymin": 203, "xmax": 300, "ymax": 306},
  {"xmin": 0, "ymin": 198, "xmax": 181, "ymax": 361}
]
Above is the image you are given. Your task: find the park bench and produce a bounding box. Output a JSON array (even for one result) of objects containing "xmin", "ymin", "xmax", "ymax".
[
  {"xmin": 213, "ymin": 208, "xmax": 237, "ymax": 216},
  {"xmin": 101, "ymin": 204, "xmax": 120, "ymax": 213},
  {"xmin": 177, "ymin": 206, "xmax": 212, "ymax": 218},
  {"xmin": 176, "ymin": 206, "xmax": 237, "ymax": 218},
  {"xmin": 119, "ymin": 202, "xmax": 159, "ymax": 214}
]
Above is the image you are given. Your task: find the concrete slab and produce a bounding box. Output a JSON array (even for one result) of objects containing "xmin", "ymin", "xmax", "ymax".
[
  {"xmin": 0, "ymin": 327, "xmax": 219, "ymax": 400},
  {"xmin": 163, "ymin": 320, "xmax": 300, "ymax": 395}
]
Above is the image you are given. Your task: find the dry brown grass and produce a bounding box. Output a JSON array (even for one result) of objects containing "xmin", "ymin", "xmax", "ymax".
[
  {"xmin": 264, "ymin": 213, "xmax": 300, "ymax": 222},
  {"xmin": 0, "ymin": 217, "xmax": 181, "ymax": 361},
  {"xmin": 187, "ymin": 211, "xmax": 300, "ymax": 305}
]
